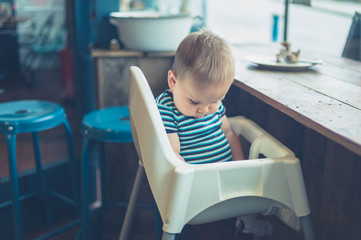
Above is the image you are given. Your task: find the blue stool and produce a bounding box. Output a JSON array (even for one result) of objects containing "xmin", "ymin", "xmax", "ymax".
[
  {"xmin": 80, "ymin": 106, "xmax": 160, "ymax": 239},
  {"xmin": 0, "ymin": 100, "xmax": 79, "ymax": 240},
  {"xmin": 80, "ymin": 106, "xmax": 131, "ymax": 239}
]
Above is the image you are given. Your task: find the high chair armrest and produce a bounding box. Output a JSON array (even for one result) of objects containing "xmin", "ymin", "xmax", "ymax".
[{"xmin": 229, "ymin": 116, "xmax": 295, "ymax": 159}]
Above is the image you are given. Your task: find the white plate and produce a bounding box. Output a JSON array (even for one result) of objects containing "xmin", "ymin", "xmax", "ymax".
[{"xmin": 246, "ymin": 55, "xmax": 321, "ymax": 71}]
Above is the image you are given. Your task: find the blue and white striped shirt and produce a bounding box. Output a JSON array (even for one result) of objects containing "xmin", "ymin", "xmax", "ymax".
[{"xmin": 156, "ymin": 90, "xmax": 232, "ymax": 164}]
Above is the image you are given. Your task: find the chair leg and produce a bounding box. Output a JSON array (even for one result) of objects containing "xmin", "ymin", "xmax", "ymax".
[
  {"xmin": 63, "ymin": 120, "xmax": 80, "ymax": 215},
  {"xmin": 32, "ymin": 132, "xmax": 52, "ymax": 226},
  {"xmin": 162, "ymin": 232, "xmax": 177, "ymax": 240},
  {"xmin": 153, "ymin": 205, "xmax": 163, "ymax": 240},
  {"xmin": 6, "ymin": 133, "xmax": 22, "ymax": 240},
  {"xmin": 99, "ymin": 142, "xmax": 106, "ymax": 206},
  {"xmin": 93, "ymin": 141, "xmax": 105, "ymax": 239},
  {"xmin": 118, "ymin": 163, "xmax": 145, "ymax": 240},
  {"xmin": 81, "ymin": 138, "xmax": 91, "ymax": 240},
  {"xmin": 300, "ymin": 215, "xmax": 316, "ymax": 240}
]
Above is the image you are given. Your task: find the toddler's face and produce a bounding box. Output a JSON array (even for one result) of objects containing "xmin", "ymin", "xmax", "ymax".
[{"xmin": 168, "ymin": 70, "xmax": 231, "ymax": 119}]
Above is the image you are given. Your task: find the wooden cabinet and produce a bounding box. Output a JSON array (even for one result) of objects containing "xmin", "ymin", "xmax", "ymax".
[{"xmin": 91, "ymin": 49, "xmax": 174, "ymax": 108}]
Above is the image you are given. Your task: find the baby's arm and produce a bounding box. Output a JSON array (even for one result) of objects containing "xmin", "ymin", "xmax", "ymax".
[
  {"xmin": 167, "ymin": 133, "xmax": 185, "ymax": 162},
  {"xmin": 221, "ymin": 116, "xmax": 245, "ymax": 160}
]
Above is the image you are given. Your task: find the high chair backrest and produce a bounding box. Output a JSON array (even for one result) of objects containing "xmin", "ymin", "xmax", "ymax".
[{"xmin": 129, "ymin": 66, "xmax": 189, "ymax": 220}]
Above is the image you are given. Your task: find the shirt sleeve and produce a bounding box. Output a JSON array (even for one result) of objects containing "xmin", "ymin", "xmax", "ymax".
[
  {"xmin": 218, "ymin": 103, "xmax": 226, "ymax": 118},
  {"xmin": 157, "ymin": 104, "xmax": 178, "ymax": 133}
]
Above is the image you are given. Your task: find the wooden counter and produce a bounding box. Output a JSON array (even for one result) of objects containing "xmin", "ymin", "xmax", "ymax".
[
  {"xmin": 231, "ymin": 43, "xmax": 361, "ymax": 156},
  {"xmin": 91, "ymin": 49, "xmax": 176, "ymax": 58},
  {"xmin": 226, "ymin": 43, "xmax": 361, "ymax": 240}
]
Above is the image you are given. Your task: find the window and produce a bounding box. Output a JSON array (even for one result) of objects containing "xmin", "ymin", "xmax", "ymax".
[{"xmin": 207, "ymin": 0, "xmax": 361, "ymax": 57}]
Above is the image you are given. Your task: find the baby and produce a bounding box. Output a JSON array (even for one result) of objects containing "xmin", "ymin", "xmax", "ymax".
[
  {"xmin": 156, "ymin": 28, "xmax": 300, "ymax": 237},
  {"xmin": 156, "ymin": 28, "xmax": 244, "ymax": 163}
]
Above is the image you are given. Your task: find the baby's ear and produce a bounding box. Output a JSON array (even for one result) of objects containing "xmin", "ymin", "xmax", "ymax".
[{"xmin": 167, "ymin": 70, "xmax": 177, "ymax": 89}]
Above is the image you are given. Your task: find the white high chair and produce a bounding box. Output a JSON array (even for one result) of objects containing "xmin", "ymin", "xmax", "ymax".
[{"xmin": 119, "ymin": 66, "xmax": 315, "ymax": 240}]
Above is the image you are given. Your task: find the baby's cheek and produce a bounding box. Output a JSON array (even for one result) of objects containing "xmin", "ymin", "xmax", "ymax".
[
  {"xmin": 209, "ymin": 105, "xmax": 219, "ymax": 114},
  {"xmin": 185, "ymin": 105, "xmax": 197, "ymax": 115}
]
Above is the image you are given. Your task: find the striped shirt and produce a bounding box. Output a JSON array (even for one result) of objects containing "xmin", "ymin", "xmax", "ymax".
[{"xmin": 156, "ymin": 90, "xmax": 232, "ymax": 164}]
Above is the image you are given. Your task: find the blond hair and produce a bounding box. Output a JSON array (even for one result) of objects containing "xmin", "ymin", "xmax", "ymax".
[{"xmin": 172, "ymin": 28, "xmax": 235, "ymax": 86}]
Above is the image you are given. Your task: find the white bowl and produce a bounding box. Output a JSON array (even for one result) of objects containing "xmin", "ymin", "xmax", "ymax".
[{"xmin": 109, "ymin": 11, "xmax": 192, "ymax": 52}]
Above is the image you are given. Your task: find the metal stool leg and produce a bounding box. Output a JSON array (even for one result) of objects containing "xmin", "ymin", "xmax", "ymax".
[
  {"xmin": 32, "ymin": 132, "xmax": 52, "ymax": 226},
  {"xmin": 6, "ymin": 133, "xmax": 22, "ymax": 240},
  {"xmin": 118, "ymin": 163, "xmax": 145, "ymax": 240},
  {"xmin": 301, "ymin": 215, "xmax": 316, "ymax": 240},
  {"xmin": 99, "ymin": 142, "xmax": 106, "ymax": 207},
  {"xmin": 93, "ymin": 142, "xmax": 104, "ymax": 240},
  {"xmin": 81, "ymin": 137, "xmax": 91, "ymax": 240},
  {"xmin": 31, "ymin": 120, "xmax": 81, "ymax": 240},
  {"xmin": 63, "ymin": 120, "xmax": 80, "ymax": 215}
]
